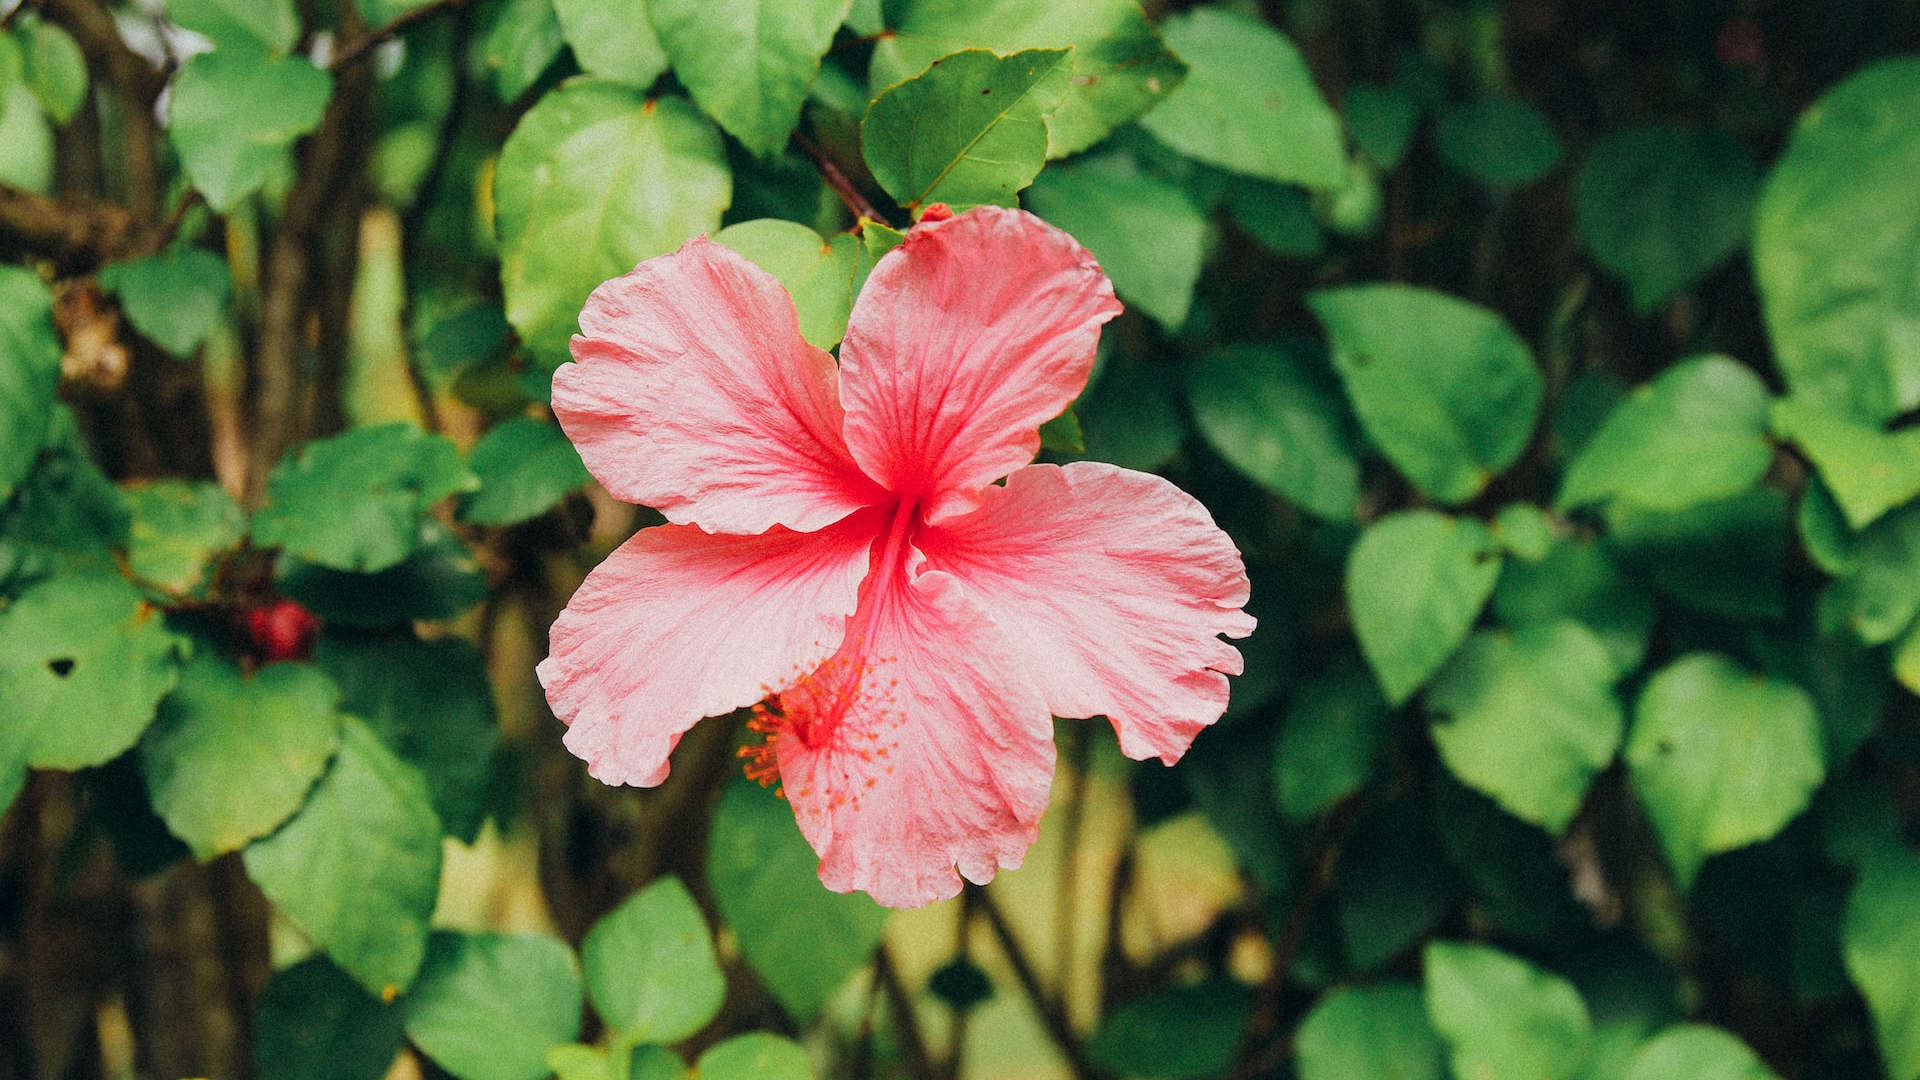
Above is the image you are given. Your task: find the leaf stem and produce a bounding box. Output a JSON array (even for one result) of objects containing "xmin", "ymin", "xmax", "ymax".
[
  {"xmin": 329, "ymin": 0, "xmax": 467, "ymax": 72},
  {"xmin": 792, "ymin": 131, "xmax": 888, "ymax": 228}
]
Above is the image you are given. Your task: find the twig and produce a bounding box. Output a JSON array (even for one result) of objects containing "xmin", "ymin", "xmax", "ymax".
[
  {"xmin": 132, "ymin": 190, "xmax": 203, "ymax": 258},
  {"xmin": 977, "ymin": 886, "xmax": 1103, "ymax": 1080},
  {"xmin": 873, "ymin": 944, "xmax": 935, "ymax": 1080},
  {"xmin": 329, "ymin": 0, "xmax": 467, "ymax": 72},
  {"xmin": 792, "ymin": 131, "xmax": 887, "ymax": 226},
  {"xmin": 0, "ymin": 182, "xmax": 134, "ymax": 267}
]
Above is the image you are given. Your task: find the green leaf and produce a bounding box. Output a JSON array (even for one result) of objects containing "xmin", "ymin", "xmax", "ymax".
[
  {"xmin": 553, "ymin": 0, "xmax": 668, "ymax": 88},
  {"xmin": 457, "ymin": 416, "xmax": 590, "ymax": 527},
  {"xmin": 1038, "ymin": 407, "xmax": 1083, "ymax": 454},
  {"xmin": 1753, "ymin": 56, "xmax": 1920, "ymax": 423},
  {"xmin": 1295, "ymin": 983, "xmax": 1444, "ymax": 1080},
  {"xmin": 1085, "ymin": 980, "xmax": 1254, "ymax": 1080},
  {"xmin": 1556, "ymin": 355, "xmax": 1772, "ymax": 513},
  {"xmin": 1024, "ymin": 155, "xmax": 1207, "ymax": 330},
  {"xmin": 1073, "ymin": 357, "xmax": 1185, "ymax": 472},
  {"xmin": 707, "ymin": 779, "xmax": 888, "ymax": 1021},
  {"xmin": 649, "ymin": 0, "xmax": 852, "ymax": 157},
  {"xmin": 582, "ymin": 876, "xmax": 725, "ymax": 1042},
  {"xmin": 0, "ymin": 265, "xmax": 61, "ymax": 502},
  {"xmin": 1494, "ymin": 535, "xmax": 1654, "ymax": 678},
  {"xmin": 1424, "ymin": 942, "xmax": 1593, "ymax": 1080},
  {"xmin": 139, "ymin": 657, "xmax": 342, "ymax": 858},
  {"xmin": 1309, "ymin": 284, "xmax": 1542, "ymax": 505},
  {"xmin": 712, "ymin": 218, "xmax": 860, "ymax": 348},
  {"xmin": 417, "ymin": 307, "xmax": 514, "ymax": 386},
  {"xmin": 1435, "ymin": 97, "xmax": 1564, "ymax": 191},
  {"xmin": 244, "ymin": 718, "xmax": 444, "ymax": 998},
  {"xmin": 1491, "ymin": 503, "xmax": 1556, "ymax": 561},
  {"xmin": 166, "ymin": 0, "xmax": 300, "ymax": 54},
  {"xmin": 1188, "ymin": 342, "xmax": 1360, "ymax": 520},
  {"xmin": 693, "ymin": 1034, "xmax": 814, "ymax": 1080},
  {"xmin": 0, "ymin": 571, "xmax": 184, "ymax": 770},
  {"xmin": 1347, "ymin": 510, "xmax": 1503, "ymax": 704},
  {"xmin": 861, "ymin": 48, "xmax": 1071, "ymax": 213},
  {"xmin": 98, "ymin": 248, "xmax": 233, "ymax": 357},
  {"xmin": 1273, "ymin": 652, "xmax": 1389, "ymax": 819},
  {"xmin": 168, "ymin": 49, "xmax": 332, "ymax": 213},
  {"xmin": 1623, "ymin": 1025, "xmax": 1781, "ymax": 1080},
  {"xmin": 482, "ymin": 0, "xmax": 565, "ymax": 102},
  {"xmin": 18, "ymin": 18, "xmax": 87, "ymax": 125},
  {"xmin": 1138, "ymin": 7, "xmax": 1344, "ymax": 190},
  {"xmin": 1227, "ymin": 180, "xmax": 1323, "ymax": 258},
  {"xmin": 1345, "ymin": 84, "xmax": 1420, "ymax": 170},
  {"xmin": 1575, "ymin": 125, "xmax": 1758, "ymax": 312},
  {"xmin": 870, "ymin": 0, "xmax": 1184, "ymax": 158},
  {"xmin": 0, "ymin": 80, "xmax": 52, "ymax": 194},
  {"xmin": 1799, "ymin": 476, "xmax": 1859, "ymax": 576},
  {"xmin": 253, "ymin": 424, "xmax": 476, "ymax": 573},
  {"xmin": 1844, "ymin": 843, "xmax": 1920, "ymax": 1080},
  {"xmin": 1605, "ymin": 488, "xmax": 1788, "ymax": 622},
  {"xmin": 1427, "ymin": 622, "xmax": 1623, "ymax": 833},
  {"xmin": 404, "ymin": 932, "xmax": 585, "ymax": 1080},
  {"xmin": 1823, "ymin": 502, "xmax": 1920, "ymax": 644},
  {"xmin": 495, "ymin": 82, "xmax": 730, "ymax": 370},
  {"xmin": 1625, "ymin": 653, "xmax": 1825, "ymax": 888},
  {"xmin": 122, "ymin": 480, "xmax": 246, "ymax": 596},
  {"xmin": 1771, "ymin": 396, "xmax": 1920, "ymax": 530},
  {"xmin": 315, "ymin": 631, "xmax": 499, "ymax": 843},
  {"xmin": 253, "ymin": 957, "xmax": 405, "ymax": 1080},
  {"xmin": 275, "ymin": 522, "xmax": 487, "ymax": 629}
]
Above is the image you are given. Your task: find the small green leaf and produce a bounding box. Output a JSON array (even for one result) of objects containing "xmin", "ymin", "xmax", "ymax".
[
  {"xmin": 1424, "ymin": 942, "xmax": 1593, "ymax": 1080},
  {"xmin": 244, "ymin": 718, "xmax": 444, "ymax": 997},
  {"xmin": 457, "ymin": 416, "xmax": 590, "ymax": 527},
  {"xmin": 253, "ymin": 424, "xmax": 476, "ymax": 573},
  {"xmin": 1625, "ymin": 653, "xmax": 1825, "ymax": 888},
  {"xmin": 495, "ymin": 83, "xmax": 730, "ymax": 370},
  {"xmin": 1085, "ymin": 980, "xmax": 1254, "ymax": 1080},
  {"xmin": 99, "ymin": 248, "xmax": 233, "ymax": 357},
  {"xmin": 649, "ymin": 0, "xmax": 852, "ymax": 157},
  {"xmin": 139, "ymin": 657, "xmax": 341, "ymax": 858},
  {"xmin": 168, "ymin": 49, "xmax": 332, "ymax": 212},
  {"xmin": 1575, "ymin": 126, "xmax": 1758, "ymax": 312},
  {"xmin": 166, "ymin": 0, "xmax": 300, "ymax": 54},
  {"xmin": 694, "ymin": 1034, "xmax": 814, "ymax": 1080},
  {"xmin": 482, "ymin": 0, "xmax": 565, "ymax": 102},
  {"xmin": 1227, "ymin": 181, "xmax": 1323, "ymax": 258},
  {"xmin": 1025, "ymin": 155, "xmax": 1208, "ymax": 330},
  {"xmin": 1296, "ymin": 983, "xmax": 1444, "ymax": 1080},
  {"xmin": 0, "ymin": 265, "xmax": 62, "ymax": 502},
  {"xmin": 1428, "ymin": 622, "xmax": 1623, "ymax": 833},
  {"xmin": 404, "ymin": 932, "xmax": 585, "ymax": 1080},
  {"xmin": 1822, "ymin": 502, "xmax": 1920, "ymax": 644},
  {"xmin": 1844, "ymin": 842, "xmax": 1920, "ymax": 1080},
  {"xmin": 1038, "ymin": 406, "xmax": 1084, "ymax": 454},
  {"xmin": 1273, "ymin": 653, "xmax": 1389, "ymax": 819},
  {"xmin": 253, "ymin": 957, "xmax": 405, "ymax": 1080},
  {"xmin": 1138, "ymin": 7, "xmax": 1345, "ymax": 190},
  {"xmin": 861, "ymin": 48, "xmax": 1072, "ymax": 213},
  {"xmin": 1772, "ymin": 396, "xmax": 1920, "ymax": 530},
  {"xmin": 582, "ymin": 877, "xmax": 725, "ymax": 1042},
  {"xmin": 0, "ymin": 80, "xmax": 52, "ymax": 194},
  {"xmin": 712, "ymin": 218, "xmax": 861, "ymax": 348},
  {"xmin": 553, "ymin": 0, "xmax": 668, "ymax": 88},
  {"xmin": 708, "ymin": 779, "xmax": 889, "ymax": 1021},
  {"xmin": 1309, "ymin": 284, "xmax": 1542, "ymax": 505},
  {"xmin": 1348, "ymin": 510, "xmax": 1502, "ymax": 705},
  {"xmin": 122, "ymin": 480, "xmax": 246, "ymax": 596},
  {"xmin": 0, "ymin": 571, "xmax": 184, "ymax": 770},
  {"xmin": 1557, "ymin": 355, "xmax": 1772, "ymax": 513},
  {"xmin": 1345, "ymin": 84, "xmax": 1420, "ymax": 170},
  {"xmin": 18, "ymin": 18, "xmax": 87, "ymax": 124},
  {"xmin": 1435, "ymin": 97, "xmax": 1564, "ymax": 191},
  {"xmin": 1623, "ymin": 1025, "xmax": 1781, "ymax": 1080},
  {"xmin": 1490, "ymin": 503, "xmax": 1556, "ymax": 561},
  {"xmin": 1189, "ymin": 342, "xmax": 1358, "ymax": 520},
  {"xmin": 275, "ymin": 522, "xmax": 487, "ymax": 629}
]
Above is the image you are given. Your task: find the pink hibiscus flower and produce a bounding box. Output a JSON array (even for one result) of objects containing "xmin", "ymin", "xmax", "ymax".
[{"xmin": 538, "ymin": 206, "xmax": 1255, "ymax": 908}]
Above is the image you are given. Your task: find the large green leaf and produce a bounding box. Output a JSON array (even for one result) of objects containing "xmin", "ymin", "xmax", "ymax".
[
  {"xmin": 139, "ymin": 657, "xmax": 342, "ymax": 858},
  {"xmin": 404, "ymin": 932, "xmax": 585, "ymax": 1080},
  {"xmin": 707, "ymin": 779, "xmax": 889, "ymax": 1021},
  {"xmin": 244, "ymin": 718, "xmax": 444, "ymax": 997},
  {"xmin": 166, "ymin": 0, "xmax": 300, "ymax": 54},
  {"xmin": 694, "ymin": 1034, "xmax": 814, "ymax": 1080},
  {"xmin": 1771, "ymin": 396, "xmax": 1920, "ymax": 530},
  {"xmin": 1575, "ymin": 125, "xmax": 1758, "ymax": 312},
  {"xmin": 1844, "ymin": 843, "xmax": 1920, "ymax": 1080},
  {"xmin": 1309, "ymin": 284, "xmax": 1542, "ymax": 505},
  {"xmin": 1625, "ymin": 653, "xmax": 1825, "ymax": 888},
  {"xmin": 0, "ymin": 571, "xmax": 184, "ymax": 770},
  {"xmin": 649, "ymin": 0, "xmax": 852, "ymax": 157},
  {"xmin": 553, "ymin": 0, "xmax": 668, "ymax": 88},
  {"xmin": 1623, "ymin": 1025, "xmax": 1781, "ymax": 1080},
  {"xmin": 1427, "ymin": 622, "xmax": 1623, "ymax": 833},
  {"xmin": 252, "ymin": 424, "xmax": 476, "ymax": 574},
  {"xmin": 495, "ymin": 82, "xmax": 730, "ymax": 370},
  {"xmin": 168, "ymin": 49, "xmax": 332, "ymax": 213},
  {"xmin": 582, "ymin": 877, "xmax": 726, "ymax": 1042},
  {"xmin": 1137, "ymin": 7, "xmax": 1344, "ymax": 190},
  {"xmin": 1435, "ymin": 97, "xmax": 1564, "ymax": 191},
  {"xmin": 1347, "ymin": 510, "xmax": 1503, "ymax": 704},
  {"xmin": 1025, "ymin": 155, "xmax": 1207, "ymax": 330},
  {"xmin": 0, "ymin": 265, "xmax": 61, "ymax": 502},
  {"xmin": 1753, "ymin": 57, "xmax": 1920, "ymax": 423},
  {"xmin": 1424, "ymin": 942, "xmax": 1593, "ymax": 1080},
  {"xmin": 457, "ymin": 416, "xmax": 590, "ymax": 527},
  {"xmin": 712, "ymin": 218, "xmax": 861, "ymax": 349},
  {"xmin": 1272, "ymin": 652, "xmax": 1390, "ymax": 819},
  {"xmin": 1188, "ymin": 342, "xmax": 1360, "ymax": 521},
  {"xmin": 1295, "ymin": 983, "xmax": 1444, "ymax": 1080},
  {"xmin": 253, "ymin": 957, "xmax": 405, "ymax": 1080},
  {"xmin": 861, "ymin": 47, "xmax": 1071, "ymax": 213},
  {"xmin": 98, "ymin": 248, "xmax": 233, "ymax": 358},
  {"xmin": 869, "ymin": 0, "xmax": 1185, "ymax": 158},
  {"xmin": 314, "ymin": 631, "xmax": 498, "ymax": 843},
  {"xmin": 1557, "ymin": 355, "xmax": 1772, "ymax": 513},
  {"xmin": 122, "ymin": 480, "xmax": 246, "ymax": 597}
]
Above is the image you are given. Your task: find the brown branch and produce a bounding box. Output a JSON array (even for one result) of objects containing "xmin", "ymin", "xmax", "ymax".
[
  {"xmin": 976, "ymin": 886, "xmax": 1104, "ymax": 1080},
  {"xmin": 0, "ymin": 182, "xmax": 134, "ymax": 268},
  {"xmin": 328, "ymin": 0, "xmax": 467, "ymax": 72},
  {"xmin": 793, "ymin": 131, "xmax": 887, "ymax": 226},
  {"xmin": 873, "ymin": 945, "xmax": 935, "ymax": 1080}
]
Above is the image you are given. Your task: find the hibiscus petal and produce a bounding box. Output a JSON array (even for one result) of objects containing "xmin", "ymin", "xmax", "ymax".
[
  {"xmin": 538, "ymin": 514, "xmax": 878, "ymax": 786},
  {"xmin": 838, "ymin": 207, "xmax": 1121, "ymax": 524},
  {"xmin": 775, "ymin": 563, "xmax": 1055, "ymax": 908},
  {"xmin": 553, "ymin": 237, "xmax": 884, "ymax": 534},
  {"xmin": 921, "ymin": 462, "xmax": 1256, "ymax": 765}
]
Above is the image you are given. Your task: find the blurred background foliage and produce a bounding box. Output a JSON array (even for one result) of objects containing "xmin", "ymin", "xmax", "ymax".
[{"xmin": 2, "ymin": 0, "xmax": 1920, "ymax": 1078}]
